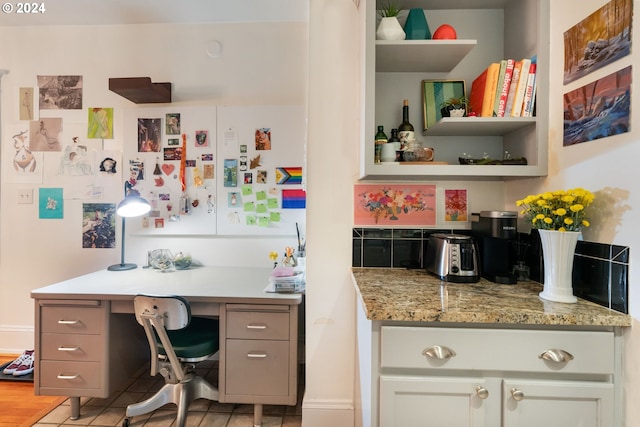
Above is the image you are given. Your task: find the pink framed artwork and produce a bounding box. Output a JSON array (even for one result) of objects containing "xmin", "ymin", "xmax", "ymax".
[
  {"xmin": 354, "ymin": 184, "xmax": 436, "ymax": 226},
  {"xmin": 444, "ymin": 189, "xmax": 468, "ymax": 222}
]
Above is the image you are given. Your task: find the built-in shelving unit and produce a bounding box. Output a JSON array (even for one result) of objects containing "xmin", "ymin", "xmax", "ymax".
[{"xmin": 376, "ymin": 40, "xmax": 476, "ymax": 72}]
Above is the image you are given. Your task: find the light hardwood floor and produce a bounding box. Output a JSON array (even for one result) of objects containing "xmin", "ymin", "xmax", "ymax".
[{"xmin": 0, "ymin": 354, "xmax": 66, "ymax": 427}]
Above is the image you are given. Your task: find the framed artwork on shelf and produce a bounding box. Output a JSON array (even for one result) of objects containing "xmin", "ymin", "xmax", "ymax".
[{"xmin": 422, "ymin": 79, "xmax": 466, "ymax": 131}]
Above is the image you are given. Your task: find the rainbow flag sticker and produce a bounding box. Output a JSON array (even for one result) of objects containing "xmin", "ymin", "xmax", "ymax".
[{"xmin": 275, "ymin": 167, "xmax": 302, "ymax": 185}]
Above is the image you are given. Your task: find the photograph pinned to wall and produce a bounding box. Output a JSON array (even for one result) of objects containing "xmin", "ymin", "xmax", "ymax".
[
  {"xmin": 82, "ymin": 202, "xmax": 115, "ymax": 248},
  {"xmin": 228, "ymin": 192, "xmax": 241, "ymax": 207},
  {"xmin": 37, "ymin": 75, "xmax": 83, "ymax": 110},
  {"xmin": 239, "ymin": 155, "xmax": 248, "ymax": 171},
  {"xmin": 203, "ymin": 164, "xmax": 214, "ymax": 179},
  {"xmin": 19, "ymin": 87, "xmax": 34, "ymax": 120},
  {"xmin": 444, "ymin": 189, "xmax": 468, "ymax": 222},
  {"xmin": 39, "ymin": 187, "xmax": 64, "ymax": 219},
  {"xmin": 275, "ymin": 167, "xmax": 302, "ymax": 184},
  {"xmin": 563, "ymin": 65, "xmax": 631, "ymax": 146},
  {"xmin": 58, "ymin": 136, "xmax": 93, "ymax": 176},
  {"xmin": 240, "ymin": 144, "xmax": 247, "ymax": 153},
  {"xmin": 164, "ymin": 146, "xmax": 183, "ymax": 161},
  {"xmin": 167, "ymin": 138, "xmax": 179, "ymax": 146},
  {"xmin": 138, "ymin": 118, "xmax": 162, "ymax": 152},
  {"xmin": 224, "ymin": 159, "xmax": 238, "ymax": 187},
  {"xmin": 128, "ymin": 159, "xmax": 145, "ymax": 185},
  {"xmin": 29, "ymin": 118, "xmax": 62, "ymax": 151},
  {"xmin": 282, "ymin": 189, "xmax": 306, "ymax": 209},
  {"xmin": 255, "ymin": 128, "xmax": 271, "ymax": 150},
  {"xmin": 354, "ymin": 184, "xmax": 436, "ymax": 226},
  {"xmin": 154, "ymin": 218, "xmax": 165, "ymax": 229},
  {"xmin": 563, "ymin": 0, "xmax": 632, "ymax": 85},
  {"xmin": 87, "ymin": 108, "xmax": 113, "ymax": 139},
  {"xmin": 257, "ymin": 169, "xmax": 267, "ymax": 183},
  {"xmin": 195, "ymin": 130, "xmax": 209, "ymax": 147},
  {"xmin": 98, "ymin": 155, "xmax": 118, "ymax": 175},
  {"xmin": 166, "ymin": 113, "xmax": 181, "ymax": 135},
  {"xmin": 244, "ymin": 172, "xmax": 253, "ymax": 184}
]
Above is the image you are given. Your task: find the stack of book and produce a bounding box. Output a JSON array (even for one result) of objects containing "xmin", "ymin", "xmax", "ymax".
[{"xmin": 468, "ymin": 56, "xmax": 537, "ymax": 118}]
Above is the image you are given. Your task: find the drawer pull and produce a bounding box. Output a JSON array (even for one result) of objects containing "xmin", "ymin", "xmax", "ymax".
[
  {"xmin": 510, "ymin": 388, "xmax": 525, "ymax": 401},
  {"xmin": 247, "ymin": 353, "xmax": 268, "ymax": 358},
  {"xmin": 246, "ymin": 324, "xmax": 267, "ymax": 330},
  {"xmin": 539, "ymin": 349, "xmax": 574, "ymax": 363},
  {"xmin": 422, "ymin": 345, "xmax": 456, "ymax": 360},
  {"xmin": 58, "ymin": 346, "xmax": 80, "ymax": 352},
  {"xmin": 57, "ymin": 373, "xmax": 80, "ymax": 380},
  {"xmin": 475, "ymin": 386, "xmax": 489, "ymax": 400},
  {"xmin": 57, "ymin": 319, "xmax": 80, "ymax": 325}
]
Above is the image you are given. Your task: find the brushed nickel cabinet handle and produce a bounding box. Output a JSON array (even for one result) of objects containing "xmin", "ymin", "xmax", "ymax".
[
  {"xmin": 422, "ymin": 345, "xmax": 456, "ymax": 360},
  {"xmin": 57, "ymin": 319, "xmax": 80, "ymax": 325},
  {"xmin": 247, "ymin": 353, "xmax": 268, "ymax": 358},
  {"xmin": 539, "ymin": 349, "xmax": 574, "ymax": 363},
  {"xmin": 475, "ymin": 386, "xmax": 489, "ymax": 399},
  {"xmin": 57, "ymin": 373, "xmax": 80, "ymax": 380},
  {"xmin": 57, "ymin": 346, "xmax": 80, "ymax": 352},
  {"xmin": 511, "ymin": 388, "xmax": 525, "ymax": 401},
  {"xmin": 246, "ymin": 324, "xmax": 267, "ymax": 329}
]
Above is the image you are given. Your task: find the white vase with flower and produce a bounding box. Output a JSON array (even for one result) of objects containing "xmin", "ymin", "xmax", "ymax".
[{"xmin": 516, "ymin": 188, "xmax": 595, "ymax": 303}]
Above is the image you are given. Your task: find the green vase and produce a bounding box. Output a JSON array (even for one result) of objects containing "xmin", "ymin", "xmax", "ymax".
[{"xmin": 404, "ymin": 8, "xmax": 431, "ymax": 40}]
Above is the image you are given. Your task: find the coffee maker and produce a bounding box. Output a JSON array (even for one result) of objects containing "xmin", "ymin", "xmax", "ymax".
[{"xmin": 471, "ymin": 211, "xmax": 518, "ymax": 284}]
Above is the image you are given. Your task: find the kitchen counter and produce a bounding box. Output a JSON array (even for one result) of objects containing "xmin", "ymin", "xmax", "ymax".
[{"xmin": 352, "ymin": 268, "xmax": 631, "ymax": 327}]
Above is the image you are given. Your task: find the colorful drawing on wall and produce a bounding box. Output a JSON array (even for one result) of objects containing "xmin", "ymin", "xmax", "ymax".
[
  {"xmin": 39, "ymin": 188, "xmax": 64, "ymax": 220},
  {"xmin": 563, "ymin": 65, "xmax": 631, "ymax": 146},
  {"xmin": 87, "ymin": 108, "xmax": 113, "ymax": 139},
  {"xmin": 19, "ymin": 87, "xmax": 34, "ymax": 120},
  {"xmin": 195, "ymin": 130, "xmax": 209, "ymax": 147},
  {"xmin": 354, "ymin": 184, "xmax": 436, "ymax": 226},
  {"xmin": 255, "ymin": 128, "xmax": 271, "ymax": 150},
  {"xmin": 444, "ymin": 189, "xmax": 468, "ymax": 222},
  {"xmin": 137, "ymin": 118, "xmax": 162, "ymax": 152},
  {"xmin": 37, "ymin": 75, "xmax": 83, "ymax": 110},
  {"xmin": 166, "ymin": 113, "xmax": 181, "ymax": 135},
  {"xmin": 563, "ymin": 0, "xmax": 632, "ymax": 85},
  {"xmin": 59, "ymin": 137, "xmax": 93, "ymax": 176},
  {"xmin": 82, "ymin": 202, "xmax": 116, "ymax": 248},
  {"xmin": 275, "ymin": 167, "xmax": 302, "ymax": 184},
  {"xmin": 29, "ymin": 118, "xmax": 62, "ymax": 151},
  {"xmin": 282, "ymin": 189, "xmax": 306, "ymax": 209},
  {"xmin": 224, "ymin": 159, "xmax": 238, "ymax": 187}
]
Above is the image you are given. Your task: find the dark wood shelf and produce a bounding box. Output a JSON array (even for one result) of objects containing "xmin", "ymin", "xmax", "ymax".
[{"xmin": 108, "ymin": 77, "xmax": 172, "ymax": 104}]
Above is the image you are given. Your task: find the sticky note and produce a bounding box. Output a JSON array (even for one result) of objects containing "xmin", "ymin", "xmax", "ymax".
[
  {"xmin": 270, "ymin": 212, "xmax": 281, "ymax": 222},
  {"xmin": 244, "ymin": 202, "xmax": 255, "ymax": 212},
  {"xmin": 258, "ymin": 216, "xmax": 270, "ymax": 227},
  {"xmin": 256, "ymin": 190, "xmax": 267, "ymax": 200},
  {"xmin": 268, "ymin": 198, "xmax": 279, "ymax": 209},
  {"xmin": 242, "ymin": 185, "xmax": 253, "ymax": 196},
  {"xmin": 256, "ymin": 203, "xmax": 267, "ymax": 213}
]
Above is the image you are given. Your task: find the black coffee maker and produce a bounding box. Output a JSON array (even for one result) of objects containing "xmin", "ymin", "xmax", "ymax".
[{"xmin": 471, "ymin": 211, "xmax": 518, "ymax": 284}]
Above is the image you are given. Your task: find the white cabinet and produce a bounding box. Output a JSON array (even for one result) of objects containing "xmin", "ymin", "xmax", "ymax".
[
  {"xmin": 370, "ymin": 326, "xmax": 617, "ymax": 427},
  {"xmin": 361, "ymin": 0, "xmax": 550, "ymax": 179}
]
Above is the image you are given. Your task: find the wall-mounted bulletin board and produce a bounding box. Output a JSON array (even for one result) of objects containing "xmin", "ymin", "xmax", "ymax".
[{"xmin": 124, "ymin": 105, "xmax": 306, "ymax": 236}]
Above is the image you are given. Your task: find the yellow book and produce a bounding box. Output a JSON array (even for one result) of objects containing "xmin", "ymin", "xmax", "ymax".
[{"xmin": 481, "ymin": 62, "xmax": 500, "ymax": 117}]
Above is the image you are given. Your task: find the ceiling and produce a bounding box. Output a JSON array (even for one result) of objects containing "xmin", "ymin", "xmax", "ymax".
[{"xmin": 0, "ymin": 0, "xmax": 308, "ymax": 26}]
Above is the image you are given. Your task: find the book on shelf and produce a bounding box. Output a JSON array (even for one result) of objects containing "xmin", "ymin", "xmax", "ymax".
[
  {"xmin": 496, "ymin": 58, "xmax": 515, "ymax": 117},
  {"xmin": 469, "ymin": 62, "xmax": 500, "ymax": 117},
  {"xmin": 504, "ymin": 60, "xmax": 523, "ymax": 118},
  {"xmin": 510, "ymin": 57, "xmax": 532, "ymax": 117},
  {"xmin": 521, "ymin": 60, "xmax": 537, "ymax": 117},
  {"xmin": 492, "ymin": 59, "xmax": 507, "ymax": 116}
]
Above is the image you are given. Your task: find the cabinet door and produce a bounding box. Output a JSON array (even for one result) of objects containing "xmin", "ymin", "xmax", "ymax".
[
  {"xmin": 380, "ymin": 376, "xmax": 494, "ymax": 427},
  {"xmin": 502, "ymin": 379, "xmax": 614, "ymax": 427}
]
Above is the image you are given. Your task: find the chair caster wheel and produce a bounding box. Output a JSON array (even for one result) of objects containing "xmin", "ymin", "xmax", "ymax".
[{"xmin": 122, "ymin": 418, "xmax": 130, "ymax": 427}]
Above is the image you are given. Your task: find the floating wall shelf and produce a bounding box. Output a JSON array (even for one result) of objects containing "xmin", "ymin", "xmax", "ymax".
[{"xmin": 108, "ymin": 77, "xmax": 172, "ymax": 104}]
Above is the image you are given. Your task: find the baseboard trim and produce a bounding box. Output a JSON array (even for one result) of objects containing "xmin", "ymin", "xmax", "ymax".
[
  {"xmin": 0, "ymin": 325, "xmax": 35, "ymax": 354},
  {"xmin": 302, "ymin": 398, "xmax": 355, "ymax": 427}
]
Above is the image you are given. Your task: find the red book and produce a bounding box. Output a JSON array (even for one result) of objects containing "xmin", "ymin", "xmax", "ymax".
[
  {"xmin": 469, "ymin": 63, "xmax": 500, "ymax": 117},
  {"xmin": 521, "ymin": 62, "xmax": 537, "ymax": 117},
  {"xmin": 496, "ymin": 59, "xmax": 515, "ymax": 117}
]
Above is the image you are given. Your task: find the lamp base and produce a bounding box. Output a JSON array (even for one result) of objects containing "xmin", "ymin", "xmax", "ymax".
[{"xmin": 107, "ymin": 263, "xmax": 137, "ymax": 271}]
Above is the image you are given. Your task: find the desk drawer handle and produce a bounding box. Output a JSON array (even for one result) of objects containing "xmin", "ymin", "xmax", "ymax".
[
  {"xmin": 57, "ymin": 320, "xmax": 80, "ymax": 325},
  {"xmin": 246, "ymin": 324, "xmax": 267, "ymax": 330},
  {"xmin": 58, "ymin": 346, "xmax": 80, "ymax": 352},
  {"xmin": 57, "ymin": 373, "xmax": 80, "ymax": 380},
  {"xmin": 539, "ymin": 349, "xmax": 574, "ymax": 363},
  {"xmin": 247, "ymin": 353, "xmax": 268, "ymax": 358}
]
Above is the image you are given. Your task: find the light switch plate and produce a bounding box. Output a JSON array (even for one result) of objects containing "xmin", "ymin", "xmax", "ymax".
[{"xmin": 17, "ymin": 188, "xmax": 33, "ymax": 204}]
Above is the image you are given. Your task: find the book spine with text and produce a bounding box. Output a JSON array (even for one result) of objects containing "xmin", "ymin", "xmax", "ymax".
[
  {"xmin": 510, "ymin": 58, "xmax": 531, "ymax": 117},
  {"xmin": 521, "ymin": 62, "xmax": 537, "ymax": 117},
  {"xmin": 496, "ymin": 59, "xmax": 515, "ymax": 117},
  {"xmin": 492, "ymin": 60, "xmax": 507, "ymax": 116},
  {"xmin": 504, "ymin": 60, "xmax": 522, "ymax": 117}
]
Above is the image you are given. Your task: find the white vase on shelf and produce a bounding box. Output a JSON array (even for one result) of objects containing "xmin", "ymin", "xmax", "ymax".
[
  {"xmin": 538, "ymin": 229, "xmax": 580, "ymax": 303},
  {"xmin": 377, "ymin": 17, "xmax": 406, "ymax": 40}
]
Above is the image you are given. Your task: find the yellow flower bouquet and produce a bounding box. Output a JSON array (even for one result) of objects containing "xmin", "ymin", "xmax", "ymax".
[{"xmin": 516, "ymin": 188, "xmax": 594, "ymax": 232}]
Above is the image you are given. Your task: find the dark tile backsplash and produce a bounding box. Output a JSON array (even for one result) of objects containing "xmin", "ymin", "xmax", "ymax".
[{"xmin": 352, "ymin": 227, "xmax": 629, "ymax": 314}]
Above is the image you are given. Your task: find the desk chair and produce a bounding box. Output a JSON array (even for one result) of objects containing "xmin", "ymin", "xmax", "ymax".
[{"xmin": 123, "ymin": 295, "xmax": 219, "ymax": 427}]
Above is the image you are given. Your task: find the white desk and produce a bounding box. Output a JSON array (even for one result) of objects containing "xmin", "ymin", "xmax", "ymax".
[{"xmin": 31, "ymin": 266, "xmax": 302, "ymax": 425}]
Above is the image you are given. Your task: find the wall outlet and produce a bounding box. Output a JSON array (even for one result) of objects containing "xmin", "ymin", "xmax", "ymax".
[{"xmin": 17, "ymin": 189, "xmax": 33, "ymax": 204}]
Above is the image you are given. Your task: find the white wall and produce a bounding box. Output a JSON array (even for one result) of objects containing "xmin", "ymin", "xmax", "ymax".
[{"xmin": 504, "ymin": 1, "xmax": 640, "ymax": 425}]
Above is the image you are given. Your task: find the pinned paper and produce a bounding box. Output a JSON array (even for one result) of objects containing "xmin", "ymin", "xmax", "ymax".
[
  {"xmin": 282, "ymin": 189, "xmax": 306, "ymax": 209},
  {"xmin": 242, "ymin": 185, "xmax": 253, "ymax": 196},
  {"xmin": 244, "ymin": 201, "xmax": 255, "ymax": 212},
  {"xmin": 276, "ymin": 167, "xmax": 302, "ymax": 184},
  {"xmin": 246, "ymin": 215, "xmax": 257, "ymax": 225},
  {"xmin": 259, "ymin": 216, "xmax": 270, "ymax": 227},
  {"xmin": 268, "ymin": 198, "xmax": 279, "ymax": 209},
  {"xmin": 270, "ymin": 212, "xmax": 281, "ymax": 222},
  {"xmin": 256, "ymin": 203, "xmax": 267, "ymax": 213},
  {"xmin": 256, "ymin": 190, "xmax": 267, "ymax": 200}
]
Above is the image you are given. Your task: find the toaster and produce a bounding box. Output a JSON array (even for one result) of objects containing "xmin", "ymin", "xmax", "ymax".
[{"xmin": 425, "ymin": 233, "xmax": 480, "ymax": 283}]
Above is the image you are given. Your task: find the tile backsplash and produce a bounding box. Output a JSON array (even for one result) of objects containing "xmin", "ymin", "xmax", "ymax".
[{"xmin": 352, "ymin": 227, "xmax": 629, "ymax": 314}]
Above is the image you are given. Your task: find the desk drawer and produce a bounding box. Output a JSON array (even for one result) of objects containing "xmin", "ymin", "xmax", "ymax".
[
  {"xmin": 39, "ymin": 360, "xmax": 100, "ymax": 390},
  {"xmin": 40, "ymin": 306, "xmax": 103, "ymax": 334},
  {"xmin": 41, "ymin": 333, "xmax": 103, "ymax": 361},
  {"xmin": 226, "ymin": 311, "xmax": 290, "ymax": 340},
  {"xmin": 225, "ymin": 339, "xmax": 289, "ymax": 397}
]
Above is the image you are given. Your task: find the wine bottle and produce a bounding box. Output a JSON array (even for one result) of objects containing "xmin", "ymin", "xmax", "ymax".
[
  {"xmin": 374, "ymin": 125, "xmax": 388, "ymax": 163},
  {"xmin": 388, "ymin": 128, "xmax": 401, "ymax": 150},
  {"xmin": 398, "ymin": 99, "xmax": 415, "ymax": 146}
]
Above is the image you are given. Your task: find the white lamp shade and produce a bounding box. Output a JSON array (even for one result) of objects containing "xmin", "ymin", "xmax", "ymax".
[{"xmin": 116, "ymin": 194, "xmax": 151, "ymax": 218}]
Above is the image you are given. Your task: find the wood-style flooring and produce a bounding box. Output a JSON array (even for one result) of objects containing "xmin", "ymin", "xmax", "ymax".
[{"xmin": 0, "ymin": 354, "xmax": 66, "ymax": 427}]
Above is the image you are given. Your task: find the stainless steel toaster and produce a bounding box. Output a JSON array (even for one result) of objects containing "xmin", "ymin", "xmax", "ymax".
[{"xmin": 425, "ymin": 233, "xmax": 480, "ymax": 283}]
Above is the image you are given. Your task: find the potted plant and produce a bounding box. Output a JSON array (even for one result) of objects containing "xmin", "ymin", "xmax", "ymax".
[
  {"xmin": 377, "ymin": 2, "xmax": 405, "ymax": 40},
  {"xmin": 440, "ymin": 96, "xmax": 468, "ymax": 117}
]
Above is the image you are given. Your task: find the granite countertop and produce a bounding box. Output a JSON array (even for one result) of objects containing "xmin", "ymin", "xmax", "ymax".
[{"xmin": 352, "ymin": 268, "xmax": 631, "ymax": 327}]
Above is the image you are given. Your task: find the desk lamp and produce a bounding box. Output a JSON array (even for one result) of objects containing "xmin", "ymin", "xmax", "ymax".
[{"xmin": 108, "ymin": 186, "xmax": 151, "ymax": 271}]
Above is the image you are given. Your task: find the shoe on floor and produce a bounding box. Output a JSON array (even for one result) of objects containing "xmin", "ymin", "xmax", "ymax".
[
  {"xmin": 3, "ymin": 350, "xmax": 34, "ymax": 375},
  {"xmin": 6, "ymin": 350, "xmax": 34, "ymax": 376}
]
